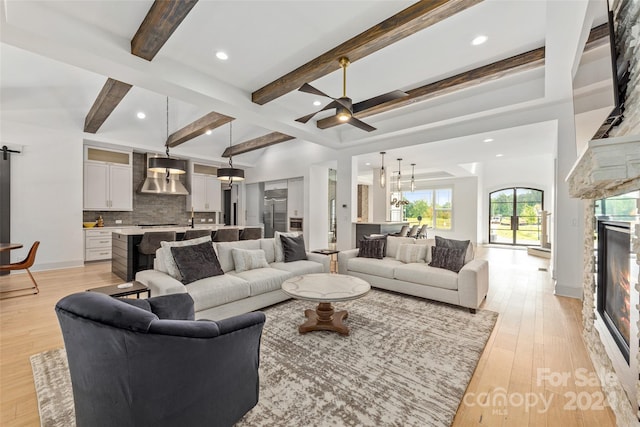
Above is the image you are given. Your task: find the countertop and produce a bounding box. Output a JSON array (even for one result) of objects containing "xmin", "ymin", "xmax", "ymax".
[
  {"xmin": 111, "ymin": 225, "xmax": 261, "ymax": 236},
  {"xmin": 354, "ymin": 221, "xmax": 409, "ymax": 225}
]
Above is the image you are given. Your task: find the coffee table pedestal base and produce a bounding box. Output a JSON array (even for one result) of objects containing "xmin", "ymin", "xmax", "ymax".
[{"xmin": 299, "ymin": 302, "xmax": 349, "ymax": 336}]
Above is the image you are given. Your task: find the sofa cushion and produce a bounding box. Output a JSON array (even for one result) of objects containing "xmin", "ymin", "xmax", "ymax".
[
  {"xmin": 274, "ymin": 231, "xmax": 300, "ymax": 262},
  {"xmin": 358, "ymin": 239, "xmax": 385, "ymax": 259},
  {"xmin": 271, "ymin": 260, "xmax": 325, "ymax": 276},
  {"xmin": 159, "ymin": 235, "xmax": 213, "ymax": 280},
  {"xmin": 259, "ymin": 238, "xmax": 276, "ymax": 263},
  {"xmin": 229, "ymin": 267, "xmax": 292, "ymax": 296},
  {"xmin": 429, "ymin": 246, "xmax": 466, "ymax": 273},
  {"xmin": 215, "ymin": 240, "xmax": 261, "ymax": 273},
  {"xmin": 385, "ymin": 236, "xmax": 415, "ymax": 258},
  {"xmin": 281, "ymin": 235, "xmax": 308, "ymax": 262},
  {"xmin": 171, "ymin": 242, "xmax": 224, "ymax": 284},
  {"xmin": 394, "ymin": 263, "xmax": 459, "ymax": 291},
  {"xmin": 435, "ymin": 236, "xmax": 474, "ymax": 264},
  {"xmin": 347, "ymin": 257, "xmax": 404, "ymax": 279},
  {"xmin": 185, "ymin": 274, "xmax": 250, "ymax": 312},
  {"xmin": 231, "ymin": 248, "xmax": 270, "ymax": 273},
  {"xmin": 395, "ymin": 243, "xmax": 427, "ymax": 264}
]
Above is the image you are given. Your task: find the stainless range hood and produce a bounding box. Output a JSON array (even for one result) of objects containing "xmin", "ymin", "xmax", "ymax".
[{"xmin": 139, "ymin": 153, "xmax": 189, "ymax": 195}]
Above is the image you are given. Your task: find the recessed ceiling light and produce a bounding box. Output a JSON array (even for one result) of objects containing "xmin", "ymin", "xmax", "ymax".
[
  {"xmin": 365, "ymin": 162, "xmax": 371, "ymax": 166},
  {"xmin": 136, "ymin": 112, "xmax": 146, "ymax": 119},
  {"xmin": 205, "ymin": 130, "xmax": 212, "ymax": 135},
  {"xmin": 483, "ymin": 138, "xmax": 493, "ymax": 143},
  {"xmin": 471, "ymin": 35, "xmax": 488, "ymax": 46},
  {"xmin": 496, "ymin": 153, "xmax": 504, "ymax": 157},
  {"xmin": 216, "ymin": 51, "xmax": 228, "ymax": 60},
  {"xmin": 313, "ymin": 100, "xmax": 322, "ymax": 106}
]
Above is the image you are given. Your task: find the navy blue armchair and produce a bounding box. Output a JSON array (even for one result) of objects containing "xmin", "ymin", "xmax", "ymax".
[{"xmin": 55, "ymin": 292, "xmax": 265, "ymax": 427}]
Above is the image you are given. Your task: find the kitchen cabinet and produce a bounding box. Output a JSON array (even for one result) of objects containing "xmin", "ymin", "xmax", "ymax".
[
  {"xmin": 187, "ymin": 163, "xmax": 221, "ymax": 212},
  {"xmin": 83, "ymin": 147, "xmax": 132, "ymax": 211},
  {"xmin": 287, "ymin": 177, "xmax": 304, "ymax": 218},
  {"xmin": 84, "ymin": 228, "xmax": 115, "ymax": 261}
]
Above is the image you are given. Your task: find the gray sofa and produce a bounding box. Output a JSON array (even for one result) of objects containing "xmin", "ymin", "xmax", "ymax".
[
  {"xmin": 135, "ymin": 237, "xmax": 330, "ymax": 320},
  {"xmin": 338, "ymin": 236, "xmax": 488, "ymax": 312}
]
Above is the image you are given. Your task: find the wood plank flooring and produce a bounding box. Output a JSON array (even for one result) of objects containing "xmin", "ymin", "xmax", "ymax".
[{"xmin": 0, "ymin": 247, "xmax": 617, "ymax": 426}]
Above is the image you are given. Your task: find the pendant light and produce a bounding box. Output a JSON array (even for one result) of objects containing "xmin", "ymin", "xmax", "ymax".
[
  {"xmin": 217, "ymin": 121, "xmax": 245, "ymax": 186},
  {"xmin": 410, "ymin": 163, "xmax": 416, "ymax": 192},
  {"xmin": 379, "ymin": 151, "xmax": 386, "ymax": 188},
  {"xmin": 396, "ymin": 158, "xmax": 402, "ymax": 191},
  {"xmin": 148, "ymin": 97, "xmax": 186, "ymax": 178}
]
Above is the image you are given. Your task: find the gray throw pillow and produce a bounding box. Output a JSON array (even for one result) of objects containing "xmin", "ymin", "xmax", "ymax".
[
  {"xmin": 280, "ymin": 235, "xmax": 308, "ymax": 263},
  {"xmin": 363, "ymin": 234, "xmax": 387, "ymax": 255},
  {"xmin": 358, "ymin": 239, "xmax": 385, "ymax": 259},
  {"xmin": 435, "ymin": 236, "xmax": 473, "ymax": 264},
  {"xmin": 429, "ymin": 246, "xmax": 466, "ymax": 273},
  {"xmin": 170, "ymin": 242, "xmax": 224, "ymax": 284}
]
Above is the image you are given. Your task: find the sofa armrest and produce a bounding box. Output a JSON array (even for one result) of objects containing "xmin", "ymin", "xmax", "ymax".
[
  {"xmin": 337, "ymin": 249, "xmax": 359, "ymax": 274},
  {"xmin": 306, "ymin": 252, "xmax": 331, "ymax": 273},
  {"xmin": 135, "ymin": 269, "xmax": 187, "ymax": 297},
  {"xmin": 458, "ymin": 259, "xmax": 489, "ymax": 309}
]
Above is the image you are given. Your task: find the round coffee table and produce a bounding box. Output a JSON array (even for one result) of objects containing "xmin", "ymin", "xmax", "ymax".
[{"xmin": 281, "ymin": 273, "xmax": 370, "ymax": 336}]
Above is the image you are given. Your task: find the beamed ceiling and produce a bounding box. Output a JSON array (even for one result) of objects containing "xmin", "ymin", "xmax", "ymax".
[{"xmin": 0, "ymin": 0, "xmax": 613, "ymax": 178}]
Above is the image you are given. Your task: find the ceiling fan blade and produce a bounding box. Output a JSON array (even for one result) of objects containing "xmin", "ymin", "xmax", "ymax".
[
  {"xmin": 298, "ymin": 83, "xmax": 334, "ymax": 99},
  {"xmin": 352, "ymin": 90, "xmax": 408, "ymax": 114},
  {"xmin": 295, "ymin": 100, "xmax": 341, "ymax": 124},
  {"xmin": 348, "ymin": 117, "xmax": 376, "ymax": 132}
]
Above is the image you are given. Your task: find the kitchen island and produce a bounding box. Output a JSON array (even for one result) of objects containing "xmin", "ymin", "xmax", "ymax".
[
  {"xmin": 112, "ymin": 225, "xmax": 262, "ymax": 281},
  {"xmin": 354, "ymin": 221, "xmax": 409, "ymax": 247}
]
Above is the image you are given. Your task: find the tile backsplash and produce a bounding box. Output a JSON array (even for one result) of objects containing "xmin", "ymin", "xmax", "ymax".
[{"xmin": 83, "ymin": 153, "xmax": 217, "ymax": 226}]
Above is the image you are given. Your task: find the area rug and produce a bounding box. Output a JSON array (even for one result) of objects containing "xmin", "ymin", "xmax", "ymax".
[{"xmin": 31, "ymin": 290, "xmax": 497, "ymax": 427}]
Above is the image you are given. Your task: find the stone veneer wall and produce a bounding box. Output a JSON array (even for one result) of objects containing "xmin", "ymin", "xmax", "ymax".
[
  {"xmin": 581, "ymin": 1, "xmax": 640, "ymax": 425},
  {"xmin": 83, "ymin": 153, "xmax": 216, "ymax": 227}
]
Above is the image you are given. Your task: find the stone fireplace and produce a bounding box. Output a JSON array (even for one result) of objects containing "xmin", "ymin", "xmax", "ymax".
[{"xmin": 567, "ymin": 134, "xmax": 640, "ymax": 426}]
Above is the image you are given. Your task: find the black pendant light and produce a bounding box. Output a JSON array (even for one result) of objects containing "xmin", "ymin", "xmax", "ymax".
[
  {"xmin": 217, "ymin": 121, "xmax": 245, "ymax": 186},
  {"xmin": 148, "ymin": 97, "xmax": 186, "ymax": 177}
]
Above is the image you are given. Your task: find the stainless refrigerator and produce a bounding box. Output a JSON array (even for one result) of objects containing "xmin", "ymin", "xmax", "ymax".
[{"xmin": 263, "ymin": 189, "xmax": 288, "ymax": 238}]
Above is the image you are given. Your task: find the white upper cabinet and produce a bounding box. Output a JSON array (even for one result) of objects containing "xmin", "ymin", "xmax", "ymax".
[
  {"xmin": 287, "ymin": 177, "xmax": 304, "ymax": 218},
  {"xmin": 83, "ymin": 146, "xmax": 133, "ymax": 211},
  {"xmin": 187, "ymin": 163, "xmax": 221, "ymax": 212}
]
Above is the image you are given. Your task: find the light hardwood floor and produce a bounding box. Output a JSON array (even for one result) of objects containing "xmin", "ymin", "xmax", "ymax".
[{"xmin": 0, "ymin": 247, "xmax": 617, "ymax": 426}]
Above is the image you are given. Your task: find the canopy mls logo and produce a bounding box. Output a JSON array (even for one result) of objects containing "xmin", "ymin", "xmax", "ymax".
[{"xmin": 463, "ymin": 368, "xmax": 611, "ymax": 415}]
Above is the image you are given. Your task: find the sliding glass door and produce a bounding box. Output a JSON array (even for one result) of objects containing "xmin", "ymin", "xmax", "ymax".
[{"xmin": 489, "ymin": 188, "xmax": 543, "ymax": 246}]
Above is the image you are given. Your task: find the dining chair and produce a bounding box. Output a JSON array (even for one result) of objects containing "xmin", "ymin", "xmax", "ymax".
[
  {"xmin": 213, "ymin": 228, "xmax": 240, "ymax": 242},
  {"xmin": 0, "ymin": 241, "xmax": 40, "ymax": 298},
  {"xmin": 182, "ymin": 229, "xmax": 212, "ymax": 240},
  {"xmin": 138, "ymin": 232, "xmax": 176, "ymax": 270}
]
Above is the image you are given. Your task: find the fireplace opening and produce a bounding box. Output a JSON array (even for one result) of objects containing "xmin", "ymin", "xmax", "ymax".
[{"xmin": 596, "ymin": 220, "xmax": 631, "ymax": 364}]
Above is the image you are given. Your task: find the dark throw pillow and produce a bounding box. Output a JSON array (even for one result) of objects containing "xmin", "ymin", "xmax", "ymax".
[
  {"xmin": 170, "ymin": 242, "xmax": 224, "ymax": 285},
  {"xmin": 363, "ymin": 234, "xmax": 387, "ymax": 255},
  {"xmin": 429, "ymin": 246, "xmax": 466, "ymax": 273},
  {"xmin": 358, "ymin": 239, "xmax": 385, "ymax": 259},
  {"xmin": 280, "ymin": 235, "xmax": 308, "ymax": 263},
  {"xmin": 435, "ymin": 236, "xmax": 472, "ymax": 264}
]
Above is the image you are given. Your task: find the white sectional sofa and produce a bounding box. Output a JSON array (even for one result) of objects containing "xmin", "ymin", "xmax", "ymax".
[
  {"xmin": 338, "ymin": 236, "xmax": 488, "ymax": 312},
  {"xmin": 135, "ymin": 237, "xmax": 329, "ymax": 320}
]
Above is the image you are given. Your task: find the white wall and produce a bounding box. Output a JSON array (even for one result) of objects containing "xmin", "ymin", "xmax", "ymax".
[
  {"xmin": 481, "ymin": 153, "xmax": 555, "ymax": 244},
  {"xmin": 245, "ymin": 183, "xmax": 260, "ymax": 226},
  {"xmin": 4, "ymin": 121, "xmax": 84, "ymax": 270}
]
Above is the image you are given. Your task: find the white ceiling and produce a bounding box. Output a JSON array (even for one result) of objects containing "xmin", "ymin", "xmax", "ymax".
[{"xmin": 0, "ymin": 0, "xmax": 612, "ymax": 178}]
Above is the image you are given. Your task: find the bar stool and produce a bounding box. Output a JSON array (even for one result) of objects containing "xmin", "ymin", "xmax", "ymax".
[
  {"xmin": 407, "ymin": 225, "xmax": 420, "ymax": 238},
  {"xmin": 239, "ymin": 227, "xmax": 262, "ymax": 240},
  {"xmin": 0, "ymin": 241, "xmax": 40, "ymax": 299},
  {"xmin": 394, "ymin": 225, "xmax": 409, "ymax": 237},
  {"xmin": 138, "ymin": 231, "xmax": 176, "ymax": 270},
  {"xmin": 182, "ymin": 229, "xmax": 212, "ymax": 240},
  {"xmin": 213, "ymin": 228, "xmax": 239, "ymax": 242}
]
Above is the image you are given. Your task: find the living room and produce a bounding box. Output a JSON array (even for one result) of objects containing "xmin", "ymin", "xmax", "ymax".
[{"xmin": 1, "ymin": 0, "xmax": 639, "ymax": 426}]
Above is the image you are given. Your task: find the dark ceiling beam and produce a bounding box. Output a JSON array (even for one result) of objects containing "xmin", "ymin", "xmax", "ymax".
[
  {"xmin": 166, "ymin": 112, "xmax": 234, "ymax": 148},
  {"xmin": 84, "ymin": 78, "xmax": 133, "ymax": 133},
  {"xmin": 251, "ymin": 0, "xmax": 483, "ymax": 105},
  {"xmin": 222, "ymin": 132, "xmax": 295, "ymax": 157},
  {"xmin": 316, "ymin": 23, "xmax": 610, "ymax": 130},
  {"xmin": 131, "ymin": 0, "xmax": 199, "ymax": 61}
]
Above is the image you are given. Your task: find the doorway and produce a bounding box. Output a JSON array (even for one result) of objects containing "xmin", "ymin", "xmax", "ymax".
[{"xmin": 489, "ymin": 188, "xmax": 543, "ymax": 246}]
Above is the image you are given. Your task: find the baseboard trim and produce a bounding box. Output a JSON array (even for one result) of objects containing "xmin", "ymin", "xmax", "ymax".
[
  {"xmin": 30, "ymin": 260, "xmax": 85, "ymax": 272},
  {"xmin": 554, "ymin": 283, "xmax": 584, "ymax": 299}
]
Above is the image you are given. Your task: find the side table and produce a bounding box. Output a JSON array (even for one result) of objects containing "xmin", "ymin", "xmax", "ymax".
[
  {"xmin": 87, "ymin": 281, "xmax": 150, "ymax": 299},
  {"xmin": 311, "ymin": 249, "xmax": 340, "ymax": 273}
]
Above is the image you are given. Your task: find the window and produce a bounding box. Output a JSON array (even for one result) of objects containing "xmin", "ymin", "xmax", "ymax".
[{"xmin": 404, "ymin": 188, "xmax": 453, "ymax": 230}]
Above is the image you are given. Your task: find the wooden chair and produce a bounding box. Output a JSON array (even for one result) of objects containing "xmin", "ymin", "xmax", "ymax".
[{"xmin": 0, "ymin": 241, "xmax": 40, "ymax": 298}]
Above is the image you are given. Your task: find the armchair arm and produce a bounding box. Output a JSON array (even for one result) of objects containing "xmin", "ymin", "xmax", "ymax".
[
  {"xmin": 458, "ymin": 259, "xmax": 489, "ymax": 309},
  {"xmin": 135, "ymin": 269, "xmax": 187, "ymax": 297},
  {"xmin": 215, "ymin": 311, "xmax": 266, "ymax": 335},
  {"xmin": 337, "ymin": 249, "xmax": 359, "ymax": 274},
  {"xmin": 306, "ymin": 252, "xmax": 331, "ymax": 273},
  {"xmin": 148, "ymin": 319, "xmax": 220, "ymax": 338}
]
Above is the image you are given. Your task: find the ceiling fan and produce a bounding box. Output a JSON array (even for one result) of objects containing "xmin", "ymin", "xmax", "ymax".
[{"xmin": 295, "ymin": 57, "xmax": 407, "ymax": 132}]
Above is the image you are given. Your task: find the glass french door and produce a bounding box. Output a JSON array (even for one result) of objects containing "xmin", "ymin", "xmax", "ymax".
[{"xmin": 489, "ymin": 188, "xmax": 543, "ymax": 246}]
